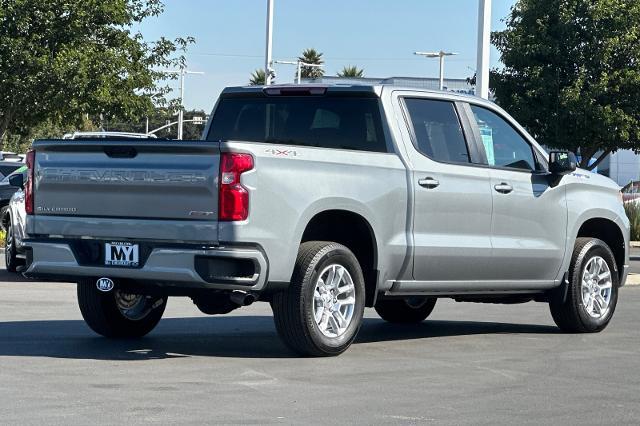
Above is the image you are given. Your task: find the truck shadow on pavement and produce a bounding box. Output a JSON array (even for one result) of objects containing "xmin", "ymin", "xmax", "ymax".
[
  {"xmin": 0, "ymin": 316, "xmax": 558, "ymax": 360},
  {"xmin": 0, "ymin": 268, "xmax": 31, "ymax": 283}
]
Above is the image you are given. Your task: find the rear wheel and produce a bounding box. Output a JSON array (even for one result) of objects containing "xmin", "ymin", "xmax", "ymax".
[
  {"xmin": 375, "ymin": 297, "xmax": 437, "ymax": 323},
  {"xmin": 77, "ymin": 279, "xmax": 167, "ymax": 338},
  {"xmin": 549, "ymin": 238, "xmax": 619, "ymax": 333},
  {"xmin": 271, "ymin": 241, "xmax": 365, "ymax": 356}
]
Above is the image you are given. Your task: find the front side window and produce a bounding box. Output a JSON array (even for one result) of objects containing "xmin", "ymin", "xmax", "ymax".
[
  {"xmin": 207, "ymin": 96, "xmax": 387, "ymax": 153},
  {"xmin": 404, "ymin": 98, "xmax": 470, "ymax": 164},
  {"xmin": 470, "ymin": 105, "xmax": 537, "ymax": 171}
]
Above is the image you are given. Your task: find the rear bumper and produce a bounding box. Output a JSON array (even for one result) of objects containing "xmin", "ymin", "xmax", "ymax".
[{"xmin": 23, "ymin": 240, "xmax": 269, "ymax": 291}]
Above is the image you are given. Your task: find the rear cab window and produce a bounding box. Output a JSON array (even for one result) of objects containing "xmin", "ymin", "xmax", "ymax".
[
  {"xmin": 403, "ymin": 98, "xmax": 471, "ymax": 164},
  {"xmin": 207, "ymin": 92, "xmax": 388, "ymax": 153}
]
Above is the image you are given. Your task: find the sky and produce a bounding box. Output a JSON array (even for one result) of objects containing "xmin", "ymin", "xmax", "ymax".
[{"xmin": 137, "ymin": 0, "xmax": 517, "ymax": 112}]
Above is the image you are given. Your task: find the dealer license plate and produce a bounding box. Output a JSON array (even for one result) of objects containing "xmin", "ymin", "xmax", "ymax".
[{"xmin": 104, "ymin": 242, "xmax": 139, "ymax": 267}]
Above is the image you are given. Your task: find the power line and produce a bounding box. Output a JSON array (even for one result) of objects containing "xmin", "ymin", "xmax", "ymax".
[{"xmin": 187, "ymin": 51, "xmax": 475, "ymax": 62}]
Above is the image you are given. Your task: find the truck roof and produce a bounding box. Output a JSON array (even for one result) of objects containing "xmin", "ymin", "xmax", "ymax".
[{"xmin": 221, "ymin": 83, "xmax": 486, "ymax": 104}]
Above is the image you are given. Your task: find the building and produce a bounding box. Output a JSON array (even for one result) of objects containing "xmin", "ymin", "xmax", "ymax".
[{"xmin": 596, "ymin": 151, "xmax": 640, "ymax": 188}]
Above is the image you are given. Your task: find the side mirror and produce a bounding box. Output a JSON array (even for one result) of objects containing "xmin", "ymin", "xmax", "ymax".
[
  {"xmin": 8, "ymin": 173, "xmax": 24, "ymax": 189},
  {"xmin": 548, "ymin": 151, "xmax": 577, "ymax": 175}
]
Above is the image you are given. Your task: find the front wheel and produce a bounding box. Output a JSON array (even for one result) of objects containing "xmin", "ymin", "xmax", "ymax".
[
  {"xmin": 77, "ymin": 279, "xmax": 167, "ymax": 338},
  {"xmin": 375, "ymin": 297, "xmax": 437, "ymax": 323},
  {"xmin": 549, "ymin": 238, "xmax": 619, "ymax": 333},
  {"xmin": 271, "ymin": 241, "xmax": 366, "ymax": 356},
  {"xmin": 4, "ymin": 219, "xmax": 24, "ymax": 273}
]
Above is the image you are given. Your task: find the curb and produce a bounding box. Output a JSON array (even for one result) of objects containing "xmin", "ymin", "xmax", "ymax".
[{"xmin": 626, "ymin": 273, "xmax": 640, "ymax": 286}]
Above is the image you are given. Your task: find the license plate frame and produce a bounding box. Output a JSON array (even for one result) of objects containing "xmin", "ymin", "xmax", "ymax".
[{"xmin": 104, "ymin": 242, "xmax": 140, "ymax": 267}]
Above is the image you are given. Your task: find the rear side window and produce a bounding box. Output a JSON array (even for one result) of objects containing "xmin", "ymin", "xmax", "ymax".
[
  {"xmin": 404, "ymin": 98, "xmax": 470, "ymax": 164},
  {"xmin": 207, "ymin": 96, "xmax": 388, "ymax": 152}
]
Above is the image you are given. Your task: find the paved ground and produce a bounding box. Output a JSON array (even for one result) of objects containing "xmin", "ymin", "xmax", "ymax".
[{"xmin": 1, "ymin": 267, "xmax": 639, "ymax": 425}]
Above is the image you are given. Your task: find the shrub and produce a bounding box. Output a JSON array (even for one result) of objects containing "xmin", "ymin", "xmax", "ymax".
[{"xmin": 624, "ymin": 202, "xmax": 640, "ymax": 241}]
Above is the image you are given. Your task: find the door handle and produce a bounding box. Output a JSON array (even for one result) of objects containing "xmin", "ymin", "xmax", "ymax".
[
  {"xmin": 418, "ymin": 177, "xmax": 440, "ymax": 189},
  {"xmin": 494, "ymin": 182, "xmax": 513, "ymax": 194}
]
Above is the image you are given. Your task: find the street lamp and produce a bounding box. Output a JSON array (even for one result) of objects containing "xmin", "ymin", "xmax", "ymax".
[
  {"xmin": 414, "ymin": 50, "xmax": 458, "ymax": 91},
  {"xmin": 162, "ymin": 67, "xmax": 204, "ymax": 140},
  {"xmin": 265, "ymin": 0, "xmax": 275, "ymax": 85},
  {"xmin": 274, "ymin": 60, "xmax": 324, "ymax": 84},
  {"xmin": 476, "ymin": 0, "xmax": 492, "ymax": 99}
]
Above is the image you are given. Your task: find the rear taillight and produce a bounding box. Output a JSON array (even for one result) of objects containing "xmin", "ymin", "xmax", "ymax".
[
  {"xmin": 25, "ymin": 149, "xmax": 35, "ymax": 215},
  {"xmin": 219, "ymin": 153, "xmax": 253, "ymax": 221}
]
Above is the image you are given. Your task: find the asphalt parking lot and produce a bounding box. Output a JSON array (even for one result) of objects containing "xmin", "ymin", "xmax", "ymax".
[{"xmin": 1, "ymin": 266, "xmax": 639, "ymax": 425}]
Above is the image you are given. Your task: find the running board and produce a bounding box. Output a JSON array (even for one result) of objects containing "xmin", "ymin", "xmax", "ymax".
[{"xmin": 384, "ymin": 279, "xmax": 559, "ymax": 297}]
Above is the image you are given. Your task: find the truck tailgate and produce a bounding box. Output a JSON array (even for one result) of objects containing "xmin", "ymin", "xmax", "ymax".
[{"xmin": 30, "ymin": 140, "xmax": 220, "ymax": 243}]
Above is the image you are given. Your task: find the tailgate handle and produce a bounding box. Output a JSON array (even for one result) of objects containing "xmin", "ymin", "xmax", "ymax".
[{"xmin": 104, "ymin": 146, "xmax": 138, "ymax": 158}]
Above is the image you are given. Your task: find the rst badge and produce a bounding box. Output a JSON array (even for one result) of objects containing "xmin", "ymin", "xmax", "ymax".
[{"xmin": 105, "ymin": 242, "xmax": 139, "ymax": 267}]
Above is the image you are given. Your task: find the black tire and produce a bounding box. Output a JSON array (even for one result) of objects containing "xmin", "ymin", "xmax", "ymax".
[
  {"xmin": 77, "ymin": 279, "xmax": 167, "ymax": 338},
  {"xmin": 375, "ymin": 297, "xmax": 437, "ymax": 323},
  {"xmin": 4, "ymin": 218, "xmax": 23, "ymax": 273},
  {"xmin": 549, "ymin": 238, "xmax": 619, "ymax": 333},
  {"xmin": 271, "ymin": 241, "xmax": 366, "ymax": 357}
]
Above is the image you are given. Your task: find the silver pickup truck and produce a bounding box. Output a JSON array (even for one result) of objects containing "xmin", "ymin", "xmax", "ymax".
[{"xmin": 20, "ymin": 85, "xmax": 629, "ymax": 356}]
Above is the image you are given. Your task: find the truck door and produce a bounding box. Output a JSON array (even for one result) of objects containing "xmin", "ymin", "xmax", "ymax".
[
  {"xmin": 396, "ymin": 95, "xmax": 494, "ymax": 283},
  {"xmin": 467, "ymin": 104, "xmax": 567, "ymax": 283}
]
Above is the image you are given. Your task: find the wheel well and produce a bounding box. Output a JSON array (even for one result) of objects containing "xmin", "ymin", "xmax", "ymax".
[
  {"xmin": 577, "ymin": 218, "xmax": 625, "ymax": 281},
  {"xmin": 301, "ymin": 210, "xmax": 378, "ymax": 307}
]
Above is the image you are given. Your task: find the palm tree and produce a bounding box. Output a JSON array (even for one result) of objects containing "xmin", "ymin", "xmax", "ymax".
[
  {"xmin": 337, "ymin": 65, "xmax": 365, "ymax": 78},
  {"xmin": 249, "ymin": 69, "xmax": 266, "ymax": 85},
  {"xmin": 298, "ymin": 48, "xmax": 325, "ymax": 79}
]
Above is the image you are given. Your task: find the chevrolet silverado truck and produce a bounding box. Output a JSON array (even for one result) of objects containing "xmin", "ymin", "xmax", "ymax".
[{"xmin": 18, "ymin": 85, "xmax": 629, "ymax": 356}]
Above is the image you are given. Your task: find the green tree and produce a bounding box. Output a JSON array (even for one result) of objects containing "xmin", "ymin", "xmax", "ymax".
[
  {"xmin": 2, "ymin": 118, "xmax": 96, "ymax": 154},
  {"xmin": 249, "ymin": 69, "xmax": 266, "ymax": 85},
  {"xmin": 298, "ymin": 48, "xmax": 324, "ymax": 79},
  {"xmin": 337, "ymin": 65, "xmax": 364, "ymax": 78},
  {"xmin": 491, "ymin": 0, "xmax": 640, "ymax": 170},
  {"xmin": 0, "ymin": 0, "xmax": 194, "ymax": 147}
]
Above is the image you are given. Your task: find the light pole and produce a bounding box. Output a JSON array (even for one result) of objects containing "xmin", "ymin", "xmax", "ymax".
[
  {"xmin": 274, "ymin": 60, "xmax": 324, "ymax": 84},
  {"xmin": 163, "ymin": 67, "xmax": 204, "ymax": 139},
  {"xmin": 414, "ymin": 51, "xmax": 458, "ymax": 91},
  {"xmin": 265, "ymin": 0, "xmax": 274, "ymax": 85},
  {"xmin": 476, "ymin": 0, "xmax": 492, "ymax": 99}
]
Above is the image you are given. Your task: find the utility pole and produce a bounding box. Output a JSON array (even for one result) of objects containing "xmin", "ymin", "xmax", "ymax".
[
  {"xmin": 265, "ymin": 0, "xmax": 274, "ymax": 85},
  {"xmin": 476, "ymin": 0, "xmax": 492, "ymax": 99},
  {"xmin": 414, "ymin": 51, "xmax": 458, "ymax": 91},
  {"xmin": 163, "ymin": 67, "xmax": 204, "ymax": 140},
  {"xmin": 274, "ymin": 60, "xmax": 324, "ymax": 84},
  {"xmin": 178, "ymin": 69, "xmax": 186, "ymax": 140}
]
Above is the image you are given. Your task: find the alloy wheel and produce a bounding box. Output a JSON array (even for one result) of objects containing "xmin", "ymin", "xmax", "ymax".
[
  {"xmin": 312, "ymin": 264, "xmax": 356, "ymax": 338},
  {"xmin": 580, "ymin": 256, "xmax": 613, "ymax": 319}
]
